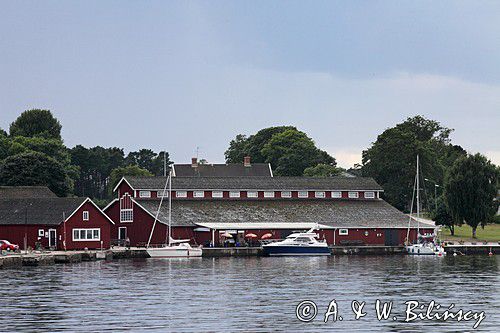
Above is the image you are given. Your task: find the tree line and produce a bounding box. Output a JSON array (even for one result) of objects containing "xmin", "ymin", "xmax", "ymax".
[
  {"xmin": 225, "ymin": 116, "xmax": 499, "ymax": 238},
  {"xmin": 0, "ymin": 109, "xmax": 171, "ymax": 205}
]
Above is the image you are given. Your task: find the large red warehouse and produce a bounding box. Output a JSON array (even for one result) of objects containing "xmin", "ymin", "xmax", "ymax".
[{"xmin": 105, "ymin": 171, "xmax": 433, "ymax": 247}]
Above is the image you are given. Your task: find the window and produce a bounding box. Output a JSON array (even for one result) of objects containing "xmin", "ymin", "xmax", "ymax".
[
  {"xmin": 281, "ymin": 191, "xmax": 291, "ymax": 198},
  {"xmin": 38, "ymin": 229, "xmax": 44, "ymax": 237},
  {"xmin": 176, "ymin": 191, "xmax": 187, "ymax": 198},
  {"xmin": 139, "ymin": 191, "xmax": 151, "ymax": 198},
  {"xmin": 83, "ymin": 210, "xmax": 89, "ymax": 221},
  {"xmin": 194, "ymin": 191, "xmax": 205, "ymax": 198},
  {"xmin": 212, "ymin": 191, "xmax": 223, "ymax": 198},
  {"xmin": 315, "ymin": 191, "xmax": 325, "ymax": 198},
  {"xmin": 339, "ymin": 229, "xmax": 349, "ymax": 236},
  {"xmin": 157, "ymin": 190, "xmax": 169, "ymax": 198},
  {"xmin": 229, "ymin": 191, "xmax": 240, "ymax": 198},
  {"xmin": 348, "ymin": 191, "xmax": 359, "ymax": 199},
  {"xmin": 120, "ymin": 209, "xmax": 133, "ymax": 222},
  {"xmin": 298, "ymin": 191, "xmax": 308, "ymax": 198},
  {"xmin": 364, "ymin": 191, "xmax": 375, "ymax": 199},
  {"xmin": 264, "ymin": 191, "xmax": 274, "ymax": 198},
  {"xmin": 331, "ymin": 191, "xmax": 342, "ymax": 198},
  {"xmin": 73, "ymin": 228, "xmax": 101, "ymax": 241},
  {"xmin": 247, "ymin": 191, "xmax": 258, "ymax": 198}
]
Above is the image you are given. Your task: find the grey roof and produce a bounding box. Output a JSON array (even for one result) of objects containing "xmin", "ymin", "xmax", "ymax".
[
  {"xmin": 0, "ymin": 186, "xmax": 57, "ymax": 199},
  {"xmin": 0, "ymin": 197, "xmax": 86, "ymax": 226},
  {"xmin": 173, "ymin": 163, "xmax": 272, "ymax": 177},
  {"xmin": 124, "ymin": 176, "xmax": 383, "ymax": 191},
  {"xmin": 135, "ymin": 199, "xmax": 419, "ymax": 228}
]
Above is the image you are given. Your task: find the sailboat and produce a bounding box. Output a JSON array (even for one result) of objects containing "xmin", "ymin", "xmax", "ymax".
[
  {"xmin": 405, "ymin": 155, "xmax": 446, "ymax": 256},
  {"xmin": 146, "ymin": 170, "xmax": 202, "ymax": 258}
]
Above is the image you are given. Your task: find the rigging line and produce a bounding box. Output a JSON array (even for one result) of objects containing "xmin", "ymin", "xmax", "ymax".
[{"xmin": 147, "ymin": 173, "xmax": 170, "ymax": 248}]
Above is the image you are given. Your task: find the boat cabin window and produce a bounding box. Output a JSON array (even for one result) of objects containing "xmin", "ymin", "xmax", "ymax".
[{"xmin": 295, "ymin": 237, "xmax": 313, "ymax": 242}]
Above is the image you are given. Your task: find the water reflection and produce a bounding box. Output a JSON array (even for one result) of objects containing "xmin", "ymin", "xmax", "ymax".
[{"xmin": 1, "ymin": 255, "xmax": 498, "ymax": 332}]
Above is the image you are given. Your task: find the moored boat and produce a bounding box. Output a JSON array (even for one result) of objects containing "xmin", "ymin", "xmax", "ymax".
[{"xmin": 262, "ymin": 227, "xmax": 330, "ymax": 256}]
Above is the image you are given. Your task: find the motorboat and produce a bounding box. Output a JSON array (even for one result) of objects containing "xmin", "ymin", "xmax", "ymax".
[{"xmin": 262, "ymin": 227, "xmax": 330, "ymax": 256}]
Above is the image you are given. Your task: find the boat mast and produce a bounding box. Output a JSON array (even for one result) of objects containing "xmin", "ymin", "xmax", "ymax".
[
  {"xmin": 146, "ymin": 172, "xmax": 169, "ymax": 248},
  {"xmin": 168, "ymin": 169, "xmax": 172, "ymax": 247},
  {"xmin": 416, "ymin": 154, "xmax": 420, "ymax": 236}
]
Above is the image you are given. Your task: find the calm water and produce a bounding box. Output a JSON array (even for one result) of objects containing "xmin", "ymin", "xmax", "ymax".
[{"xmin": 1, "ymin": 255, "xmax": 499, "ymax": 332}]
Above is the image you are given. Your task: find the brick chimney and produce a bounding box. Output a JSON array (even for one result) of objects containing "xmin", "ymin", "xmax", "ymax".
[
  {"xmin": 191, "ymin": 157, "xmax": 198, "ymax": 168},
  {"xmin": 244, "ymin": 156, "xmax": 251, "ymax": 167}
]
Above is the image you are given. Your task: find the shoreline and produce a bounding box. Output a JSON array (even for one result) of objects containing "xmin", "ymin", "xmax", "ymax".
[{"xmin": 1, "ymin": 244, "xmax": 498, "ymax": 269}]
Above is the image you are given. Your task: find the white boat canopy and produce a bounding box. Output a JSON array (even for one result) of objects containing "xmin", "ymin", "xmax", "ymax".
[{"xmin": 194, "ymin": 222, "xmax": 335, "ymax": 230}]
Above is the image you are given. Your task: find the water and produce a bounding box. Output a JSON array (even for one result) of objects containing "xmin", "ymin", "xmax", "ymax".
[{"xmin": 1, "ymin": 255, "xmax": 499, "ymax": 332}]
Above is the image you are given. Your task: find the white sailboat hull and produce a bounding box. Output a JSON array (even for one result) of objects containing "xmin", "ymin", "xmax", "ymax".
[
  {"xmin": 147, "ymin": 244, "xmax": 202, "ymax": 258},
  {"xmin": 406, "ymin": 243, "xmax": 446, "ymax": 256}
]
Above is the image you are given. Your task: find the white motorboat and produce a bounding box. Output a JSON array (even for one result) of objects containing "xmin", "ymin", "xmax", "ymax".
[
  {"xmin": 405, "ymin": 155, "xmax": 446, "ymax": 256},
  {"xmin": 262, "ymin": 227, "xmax": 330, "ymax": 256},
  {"xmin": 146, "ymin": 170, "xmax": 203, "ymax": 258}
]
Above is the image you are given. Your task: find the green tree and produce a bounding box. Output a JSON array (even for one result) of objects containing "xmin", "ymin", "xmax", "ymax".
[
  {"xmin": 303, "ymin": 164, "xmax": 342, "ymax": 177},
  {"xmin": 433, "ymin": 196, "xmax": 457, "ymax": 236},
  {"xmin": 109, "ymin": 165, "xmax": 153, "ymax": 195},
  {"xmin": 9, "ymin": 109, "xmax": 62, "ymax": 140},
  {"xmin": 361, "ymin": 115, "xmax": 466, "ymax": 211},
  {"xmin": 0, "ymin": 151, "xmax": 72, "ymax": 196},
  {"xmin": 225, "ymin": 126, "xmax": 335, "ymax": 176},
  {"xmin": 444, "ymin": 154, "xmax": 499, "ymax": 238},
  {"xmin": 125, "ymin": 149, "xmax": 172, "ymax": 176},
  {"xmin": 0, "ymin": 128, "xmax": 7, "ymax": 137}
]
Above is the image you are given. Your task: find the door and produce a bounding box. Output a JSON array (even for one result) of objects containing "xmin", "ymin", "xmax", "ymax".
[
  {"xmin": 384, "ymin": 229, "xmax": 399, "ymax": 246},
  {"xmin": 48, "ymin": 229, "xmax": 57, "ymax": 248},
  {"xmin": 118, "ymin": 227, "xmax": 127, "ymax": 240}
]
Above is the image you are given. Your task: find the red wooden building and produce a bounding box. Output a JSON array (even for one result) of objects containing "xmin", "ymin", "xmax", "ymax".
[
  {"xmin": 105, "ymin": 173, "xmax": 434, "ymax": 247},
  {"xmin": 0, "ymin": 186, "xmax": 114, "ymax": 250}
]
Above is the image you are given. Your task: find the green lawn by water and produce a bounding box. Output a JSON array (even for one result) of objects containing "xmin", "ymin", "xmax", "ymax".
[{"xmin": 440, "ymin": 223, "xmax": 500, "ymax": 242}]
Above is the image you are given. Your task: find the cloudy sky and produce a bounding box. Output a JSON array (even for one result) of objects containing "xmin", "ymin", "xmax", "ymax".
[{"xmin": 1, "ymin": 1, "xmax": 499, "ymax": 168}]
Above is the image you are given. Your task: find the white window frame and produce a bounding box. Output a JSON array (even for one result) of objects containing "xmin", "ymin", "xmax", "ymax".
[
  {"xmin": 331, "ymin": 191, "xmax": 342, "ymax": 198},
  {"xmin": 139, "ymin": 191, "xmax": 151, "ymax": 198},
  {"xmin": 212, "ymin": 191, "xmax": 223, "ymax": 198},
  {"xmin": 339, "ymin": 229, "xmax": 349, "ymax": 236},
  {"xmin": 72, "ymin": 228, "xmax": 101, "ymax": 241},
  {"xmin": 229, "ymin": 191, "xmax": 240, "ymax": 198},
  {"xmin": 176, "ymin": 191, "xmax": 187, "ymax": 198},
  {"xmin": 118, "ymin": 227, "xmax": 127, "ymax": 240},
  {"xmin": 157, "ymin": 190, "xmax": 169, "ymax": 198},
  {"xmin": 264, "ymin": 191, "xmax": 275, "ymax": 198},
  {"xmin": 82, "ymin": 210, "xmax": 89, "ymax": 221},
  {"xmin": 348, "ymin": 191, "xmax": 359, "ymax": 199},
  {"xmin": 247, "ymin": 191, "xmax": 258, "ymax": 198},
  {"xmin": 193, "ymin": 191, "xmax": 205, "ymax": 198},
  {"xmin": 281, "ymin": 191, "xmax": 291, "ymax": 198},
  {"xmin": 120, "ymin": 209, "xmax": 133, "ymax": 222},
  {"xmin": 298, "ymin": 191, "xmax": 308, "ymax": 198},
  {"xmin": 38, "ymin": 229, "xmax": 44, "ymax": 237},
  {"xmin": 315, "ymin": 191, "xmax": 325, "ymax": 198},
  {"xmin": 364, "ymin": 191, "xmax": 375, "ymax": 199}
]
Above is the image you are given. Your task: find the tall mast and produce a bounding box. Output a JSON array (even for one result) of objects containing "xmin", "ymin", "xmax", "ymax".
[
  {"xmin": 163, "ymin": 151, "xmax": 167, "ymax": 177},
  {"xmin": 168, "ymin": 169, "xmax": 172, "ymax": 246},
  {"xmin": 416, "ymin": 155, "xmax": 420, "ymax": 236}
]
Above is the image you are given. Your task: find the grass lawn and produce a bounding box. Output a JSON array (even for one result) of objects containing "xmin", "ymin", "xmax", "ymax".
[{"xmin": 440, "ymin": 224, "xmax": 500, "ymax": 242}]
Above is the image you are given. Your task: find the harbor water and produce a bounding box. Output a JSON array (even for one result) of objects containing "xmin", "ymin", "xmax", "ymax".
[{"xmin": 1, "ymin": 255, "xmax": 499, "ymax": 332}]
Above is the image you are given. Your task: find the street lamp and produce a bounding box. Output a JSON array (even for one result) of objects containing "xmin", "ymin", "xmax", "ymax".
[{"xmin": 424, "ymin": 178, "xmax": 440, "ymax": 212}]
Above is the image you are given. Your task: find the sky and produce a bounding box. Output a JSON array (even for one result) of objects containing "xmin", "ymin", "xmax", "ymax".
[{"xmin": 1, "ymin": 1, "xmax": 499, "ymax": 168}]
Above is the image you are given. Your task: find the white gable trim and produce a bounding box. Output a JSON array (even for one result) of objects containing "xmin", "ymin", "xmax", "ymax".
[
  {"xmin": 112, "ymin": 177, "xmax": 135, "ymax": 193},
  {"xmin": 268, "ymin": 163, "xmax": 273, "ymax": 177},
  {"xmin": 102, "ymin": 198, "xmax": 118, "ymax": 212},
  {"xmin": 64, "ymin": 198, "xmax": 115, "ymax": 225}
]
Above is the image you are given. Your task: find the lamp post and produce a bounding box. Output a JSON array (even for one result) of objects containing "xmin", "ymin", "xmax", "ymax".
[{"xmin": 424, "ymin": 178, "xmax": 440, "ymax": 212}]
